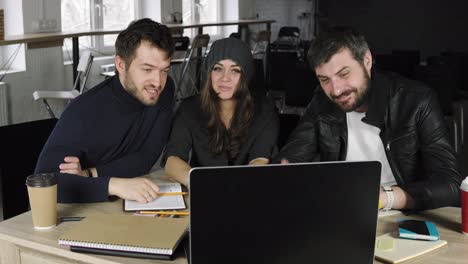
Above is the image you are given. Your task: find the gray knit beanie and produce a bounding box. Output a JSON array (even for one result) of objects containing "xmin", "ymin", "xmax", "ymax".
[{"xmin": 203, "ymin": 37, "xmax": 254, "ymax": 82}]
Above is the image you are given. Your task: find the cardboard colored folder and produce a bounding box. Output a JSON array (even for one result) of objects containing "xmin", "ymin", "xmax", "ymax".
[
  {"xmin": 374, "ymin": 233, "xmax": 447, "ymax": 263},
  {"xmin": 59, "ymin": 214, "xmax": 189, "ymax": 256}
]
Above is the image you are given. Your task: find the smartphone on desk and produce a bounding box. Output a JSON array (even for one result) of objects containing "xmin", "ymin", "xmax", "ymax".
[{"xmin": 397, "ymin": 218, "xmax": 440, "ymax": 241}]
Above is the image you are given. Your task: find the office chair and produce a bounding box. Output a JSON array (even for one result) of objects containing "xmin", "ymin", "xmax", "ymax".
[
  {"xmin": 229, "ymin": 32, "xmax": 241, "ymax": 39},
  {"xmin": 170, "ymin": 36, "xmax": 191, "ymax": 69},
  {"xmin": 173, "ymin": 36, "xmax": 190, "ymax": 52},
  {"xmin": 252, "ymin": 30, "xmax": 271, "ymax": 59},
  {"xmin": 170, "ymin": 27, "xmax": 184, "ymax": 37},
  {"xmin": 0, "ymin": 118, "xmax": 57, "ymax": 220},
  {"xmin": 176, "ymin": 34, "xmax": 210, "ymax": 100},
  {"xmin": 32, "ymin": 51, "xmax": 94, "ymax": 118},
  {"xmin": 278, "ymin": 26, "xmax": 300, "ymax": 39}
]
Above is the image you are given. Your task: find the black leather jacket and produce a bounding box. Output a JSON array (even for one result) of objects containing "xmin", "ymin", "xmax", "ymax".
[{"xmin": 276, "ymin": 70, "xmax": 462, "ymax": 210}]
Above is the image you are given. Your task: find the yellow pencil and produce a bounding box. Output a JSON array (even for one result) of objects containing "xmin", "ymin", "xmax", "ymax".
[
  {"xmin": 157, "ymin": 192, "xmax": 188, "ymax": 196},
  {"xmin": 138, "ymin": 211, "xmax": 190, "ymax": 216}
]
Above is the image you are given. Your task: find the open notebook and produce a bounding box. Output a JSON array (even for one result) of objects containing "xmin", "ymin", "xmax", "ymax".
[
  {"xmin": 124, "ymin": 182, "xmax": 186, "ymax": 211},
  {"xmin": 58, "ymin": 214, "xmax": 189, "ymax": 256}
]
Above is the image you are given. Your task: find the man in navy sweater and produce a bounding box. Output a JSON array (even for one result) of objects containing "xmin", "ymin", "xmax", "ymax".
[{"xmin": 35, "ymin": 18, "xmax": 175, "ymax": 203}]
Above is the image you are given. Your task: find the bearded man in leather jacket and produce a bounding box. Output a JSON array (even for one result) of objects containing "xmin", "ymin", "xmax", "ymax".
[{"xmin": 275, "ymin": 27, "xmax": 462, "ymax": 211}]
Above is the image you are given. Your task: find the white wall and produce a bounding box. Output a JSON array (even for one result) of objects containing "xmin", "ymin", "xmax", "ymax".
[
  {"xmin": 141, "ymin": 0, "xmax": 162, "ymax": 22},
  {"xmin": 288, "ymin": 0, "xmax": 314, "ymax": 40},
  {"xmin": 2, "ymin": 0, "xmax": 25, "ymax": 70},
  {"xmin": 222, "ymin": 1, "xmax": 238, "ymax": 37},
  {"xmin": 239, "ymin": 0, "xmax": 256, "ymax": 19},
  {"xmin": 254, "ymin": 0, "xmax": 314, "ymax": 40}
]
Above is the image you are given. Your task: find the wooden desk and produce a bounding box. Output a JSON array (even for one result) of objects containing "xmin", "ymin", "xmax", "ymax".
[
  {"xmin": 374, "ymin": 207, "xmax": 468, "ymax": 264},
  {"xmin": 3, "ymin": 188, "xmax": 464, "ymax": 263},
  {"xmin": 0, "ymin": 19, "xmax": 275, "ymax": 83}
]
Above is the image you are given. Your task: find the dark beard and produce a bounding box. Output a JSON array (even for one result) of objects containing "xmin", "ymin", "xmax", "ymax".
[{"xmin": 349, "ymin": 69, "xmax": 371, "ymax": 112}]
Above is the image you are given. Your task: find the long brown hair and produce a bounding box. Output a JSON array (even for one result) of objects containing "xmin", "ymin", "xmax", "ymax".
[{"xmin": 200, "ymin": 71, "xmax": 254, "ymax": 161}]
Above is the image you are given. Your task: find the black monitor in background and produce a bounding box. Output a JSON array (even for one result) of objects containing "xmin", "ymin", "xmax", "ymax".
[
  {"xmin": 189, "ymin": 161, "xmax": 381, "ymax": 264},
  {"xmin": 267, "ymin": 49, "xmax": 317, "ymax": 107},
  {"xmin": 0, "ymin": 118, "xmax": 57, "ymax": 220}
]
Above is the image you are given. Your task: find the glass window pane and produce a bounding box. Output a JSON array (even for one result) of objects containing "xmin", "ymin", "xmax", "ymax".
[
  {"xmin": 61, "ymin": 0, "xmax": 91, "ymax": 50},
  {"xmin": 182, "ymin": 0, "xmax": 194, "ymax": 37},
  {"xmin": 182, "ymin": 0, "xmax": 193, "ymax": 24},
  {"xmin": 183, "ymin": 0, "xmax": 220, "ymax": 37},
  {"xmin": 103, "ymin": 0, "xmax": 135, "ymax": 46},
  {"xmin": 198, "ymin": 0, "xmax": 219, "ymax": 36}
]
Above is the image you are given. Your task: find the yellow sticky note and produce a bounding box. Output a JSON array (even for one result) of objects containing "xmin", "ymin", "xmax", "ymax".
[{"xmin": 376, "ymin": 237, "xmax": 395, "ymax": 251}]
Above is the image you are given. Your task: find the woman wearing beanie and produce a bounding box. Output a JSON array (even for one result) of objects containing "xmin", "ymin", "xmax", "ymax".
[{"xmin": 162, "ymin": 37, "xmax": 279, "ymax": 187}]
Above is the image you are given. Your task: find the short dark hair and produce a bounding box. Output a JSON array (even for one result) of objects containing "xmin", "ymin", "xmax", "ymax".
[
  {"xmin": 307, "ymin": 26, "xmax": 369, "ymax": 69},
  {"xmin": 115, "ymin": 18, "xmax": 174, "ymax": 66}
]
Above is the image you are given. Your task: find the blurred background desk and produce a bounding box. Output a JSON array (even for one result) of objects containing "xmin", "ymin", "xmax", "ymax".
[
  {"xmin": 0, "ymin": 19, "xmax": 275, "ymax": 85},
  {"xmin": 167, "ymin": 19, "xmax": 275, "ymax": 40}
]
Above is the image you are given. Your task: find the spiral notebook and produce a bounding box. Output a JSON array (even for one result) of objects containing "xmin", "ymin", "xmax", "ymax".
[{"xmin": 58, "ymin": 214, "xmax": 189, "ymax": 256}]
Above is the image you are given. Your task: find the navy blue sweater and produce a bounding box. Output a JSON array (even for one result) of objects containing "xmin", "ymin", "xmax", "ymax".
[{"xmin": 35, "ymin": 76, "xmax": 174, "ymax": 203}]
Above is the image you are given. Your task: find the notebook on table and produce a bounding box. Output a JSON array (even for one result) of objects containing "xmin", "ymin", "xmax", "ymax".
[
  {"xmin": 58, "ymin": 214, "xmax": 189, "ymax": 257},
  {"xmin": 189, "ymin": 161, "xmax": 382, "ymax": 264},
  {"xmin": 375, "ymin": 233, "xmax": 447, "ymax": 263},
  {"xmin": 69, "ymin": 245, "xmax": 174, "ymax": 260},
  {"xmin": 124, "ymin": 182, "xmax": 186, "ymax": 211}
]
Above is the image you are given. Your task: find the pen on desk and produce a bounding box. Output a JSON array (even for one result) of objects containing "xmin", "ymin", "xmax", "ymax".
[
  {"xmin": 157, "ymin": 192, "xmax": 188, "ymax": 196},
  {"xmin": 60, "ymin": 216, "xmax": 85, "ymax": 222},
  {"xmin": 138, "ymin": 211, "xmax": 190, "ymax": 216}
]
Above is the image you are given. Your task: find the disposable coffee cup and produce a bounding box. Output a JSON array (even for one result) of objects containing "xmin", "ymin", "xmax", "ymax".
[
  {"xmin": 25, "ymin": 173, "xmax": 57, "ymax": 230},
  {"xmin": 461, "ymin": 176, "xmax": 468, "ymax": 235}
]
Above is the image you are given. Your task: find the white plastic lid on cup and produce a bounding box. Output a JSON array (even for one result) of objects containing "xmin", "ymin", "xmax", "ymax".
[{"xmin": 461, "ymin": 176, "xmax": 468, "ymax": 192}]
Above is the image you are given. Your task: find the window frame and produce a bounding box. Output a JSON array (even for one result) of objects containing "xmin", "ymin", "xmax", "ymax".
[
  {"xmin": 62, "ymin": 0, "xmax": 141, "ymax": 61},
  {"xmin": 183, "ymin": 0, "xmax": 225, "ymax": 40}
]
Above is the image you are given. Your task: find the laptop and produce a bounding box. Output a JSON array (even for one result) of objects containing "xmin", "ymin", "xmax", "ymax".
[{"xmin": 189, "ymin": 161, "xmax": 381, "ymax": 264}]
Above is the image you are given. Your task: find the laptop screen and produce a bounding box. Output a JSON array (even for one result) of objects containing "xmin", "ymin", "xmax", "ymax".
[{"xmin": 189, "ymin": 161, "xmax": 381, "ymax": 264}]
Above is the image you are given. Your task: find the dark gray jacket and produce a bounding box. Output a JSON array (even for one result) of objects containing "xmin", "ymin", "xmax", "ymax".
[{"xmin": 275, "ymin": 70, "xmax": 462, "ymax": 210}]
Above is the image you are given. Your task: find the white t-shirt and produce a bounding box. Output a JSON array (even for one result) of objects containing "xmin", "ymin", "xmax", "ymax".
[{"xmin": 345, "ymin": 111, "xmax": 396, "ymax": 186}]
